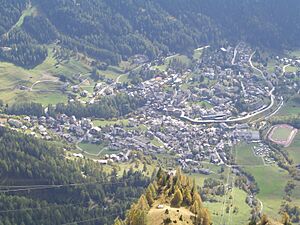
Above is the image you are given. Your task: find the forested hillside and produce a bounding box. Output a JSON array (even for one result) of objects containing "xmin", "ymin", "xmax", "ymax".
[
  {"xmin": 114, "ymin": 168, "xmax": 212, "ymax": 225},
  {"xmin": 1, "ymin": 0, "xmax": 300, "ymax": 68},
  {"xmin": 0, "ymin": 127, "xmax": 150, "ymax": 225}
]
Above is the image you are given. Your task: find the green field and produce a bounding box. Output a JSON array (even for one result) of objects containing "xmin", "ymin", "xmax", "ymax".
[
  {"xmin": 271, "ymin": 126, "xmax": 293, "ymax": 141},
  {"xmin": 153, "ymin": 54, "xmax": 192, "ymax": 71},
  {"xmin": 8, "ymin": 6, "xmax": 37, "ymax": 33},
  {"xmin": 187, "ymin": 165, "xmax": 252, "ymax": 225},
  {"xmin": 98, "ymin": 65, "xmax": 125, "ymax": 80},
  {"xmin": 285, "ymin": 65, "xmax": 299, "ymax": 73},
  {"xmin": 92, "ymin": 119, "xmax": 129, "ymax": 127},
  {"xmin": 235, "ymin": 143, "xmax": 264, "ymax": 166},
  {"xmin": 78, "ymin": 142, "xmax": 109, "ymax": 156},
  {"xmin": 0, "ymin": 45, "xmax": 91, "ymax": 105},
  {"xmin": 204, "ymin": 188, "xmax": 251, "ymax": 225},
  {"xmin": 277, "ymin": 96, "xmax": 300, "ymax": 116},
  {"xmin": 287, "ymin": 50, "xmax": 300, "ymax": 58},
  {"xmin": 193, "ymin": 48, "xmax": 204, "ymax": 60},
  {"xmin": 244, "ymin": 165, "xmax": 290, "ymax": 219},
  {"xmin": 285, "ymin": 132, "xmax": 300, "ymax": 164}
]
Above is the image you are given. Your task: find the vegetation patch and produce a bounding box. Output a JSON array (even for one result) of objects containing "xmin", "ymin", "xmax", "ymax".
[
  {"xmin": 78, "ymin": 142, "xmax": 110, "ymax": 156},
  {"xmin": 244, "ymin": 165, "xmax": 290, "ymax": 219},
  {"xmin": 235, "ymin": 143, "xmax": 264, "ymax": 166}
]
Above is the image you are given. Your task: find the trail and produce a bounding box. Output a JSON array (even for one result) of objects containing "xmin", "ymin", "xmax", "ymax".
[
  {"xmin": 116, "ymin": 74, "xmax": 125, "ymax": 83},
  {"xmin": 30, "ymin": 79, "xmax": 60, "ymax": 91},
  {"xmin": 282, "ymin": 64, "xmax": 291, "ymax": 76},
  {"xmin": 231, "ymin": 43, "xmax": 240, "ymax": 65},
  {"xmin": 258, "ymin": 198, "xmax": 264, "ymax": 214}
]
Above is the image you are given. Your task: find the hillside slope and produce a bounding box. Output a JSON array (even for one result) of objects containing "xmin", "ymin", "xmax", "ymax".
[
  {"xmin": 0, "ymin": 127, "xmax": 150, "ymax": 225},
  {"xmin": 1, "ymin": 0, "xmax": 300, "ymax": 68},
  {"xmin": 115, "ymin": 168, "xmax": 211, "ymax": 225}
]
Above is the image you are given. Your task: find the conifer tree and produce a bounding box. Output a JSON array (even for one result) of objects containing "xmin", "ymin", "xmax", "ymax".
[
  {"xmin": 183, "ymin": 188, "xmax": 193, "ymax": 206},
  {"xmin": 282, "ymin": 213, "xmax": 292, "ymax": 225},
  {"xmin": 114, "ymin": 218, "xmax": 124, "ymax": 225},
  {"xmin": 146, "ymin": 189, "xmax": 154, "ymax": 207},
  {"xmin": 171, "ymin": 188, "xmax": 183, "ymax": 208}
]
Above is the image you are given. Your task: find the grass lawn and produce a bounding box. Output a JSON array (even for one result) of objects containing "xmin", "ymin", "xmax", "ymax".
[
  {"xmin": 277, "ymin": 96, "xmax": 300, "ymax": 116},
  {"xmin": 271, "ymin": 126, "xmax": 293, "ymax": 141},
  {"xmin": 193, "ymin": 48, "xmax": 204, "ymax": 60},
  {"xmin": 92, "ymin": 119, "xmax": 129, "ymax": 127},
  {"xmin": 244, "ymin": 165, "xmax": 290, "ymax": 219},
  {"xmin": 78, "ymin": 142, "xmax": 109, "ymax": 156},
  {"xmin": 9, "ymin": 6, "xmax": 37, "ymax": 32},
  {"xmin": 204, "ymin": 188, "xmax": 251, "ymax": 225},
  {"xmin": 285, "ymin": 66, "xmax": 299, "ymax": 73},
  {"xmin": 115, "ymin": 161, "xmax": 157, "ymax": 177},
  {"xmin": 285, "ymin": 132, "xmax": 300, "ymax": 164},
  {"xmin": 187, "ymin": 171, "xmax": 226, "ymax": 188},
  {"xmin": 267, "ymin": 60, "xmax": 278, "ymax": 73},
  {"xmin": 189, "ymin": 100, "xmax": 213, "ymax": 109},
  {"xmin": 235, "ymin": 143, "xmax": 264, "ymax": 166},
  {"xmin": 151, "ymin": 137, "xmax": 164, "ymax": 147},
  {"xmin": 276, "ymin": 98, "xmax": 300, "ymax": 116},
  {"xmin": 32, "ymin": 92, "xmax": 68, "ymax": 106},
  {"xmin": 98, "ymin": 65, "xmax": 125, "ymax": 80},
  {"xmin": 287, "ymin": 50, "xmax": 300, "ymax": 58}
]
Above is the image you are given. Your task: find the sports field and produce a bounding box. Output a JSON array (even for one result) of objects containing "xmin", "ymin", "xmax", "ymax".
[{"xmin": 268, "ymin": 124, "xmax": 297, "ymax": 147}]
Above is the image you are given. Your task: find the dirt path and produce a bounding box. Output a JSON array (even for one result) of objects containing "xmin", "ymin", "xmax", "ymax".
[
  {"xmin": 30, "ymin": 79, "xmax": 60, "ymax": 91},
  {"xmin": 282, "ymin": 64, "xmax": 291, "ymax": 76}
]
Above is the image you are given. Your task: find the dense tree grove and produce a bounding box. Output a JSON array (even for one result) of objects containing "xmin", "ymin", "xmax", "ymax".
[
  {"xmin": 7, "ymin": 102, "xmax": 45, "ymax": 117},
  {"xmin": 1, "ymin": 0, "xmax": 300, "ymax": 68},
  {"xmin": 0, "ymin": 0, "xmax": 28, "ymax": 36},
  {"xmin": 0, "ymin": 127, "xmax": 150, "ymax": 225},
  {"xmin": 116, "ymin": 168, "xmax": 212, "ymax": 225},
  {"xmin": 54, "ymin": 94, "xmax": 146, "ymax": 119}
]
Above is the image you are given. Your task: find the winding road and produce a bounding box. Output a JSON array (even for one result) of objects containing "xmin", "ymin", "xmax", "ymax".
[
  {"xmin": 180, "ymin": 50, "xmax": 277, "ymax": 124},
  {"xmin": 180, "ymin": 88, "xmax": 275, "ymax": 124}
]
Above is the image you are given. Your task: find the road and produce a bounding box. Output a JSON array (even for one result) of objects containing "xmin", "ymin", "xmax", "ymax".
[
  {"xmin": 179, "ymin": 49, "xmax": 277, "ymax": 124},
  {"xmin": 180, "ymin": 87, "xmax": 275, "ymax": 124},
  {"xmin": 116, "ymin": 74, "xmax": 125, "ymax": 83},
  {"xmin": 249, "ymin": 51, "xmax": 264, "ymax": 77},
  {"xmin": 231, "ymin": 43, "xmax": 240, "ymax": 65},
  {"xmin": 194, "ymin": 45, "xmax": 210, "ymax": 52}
]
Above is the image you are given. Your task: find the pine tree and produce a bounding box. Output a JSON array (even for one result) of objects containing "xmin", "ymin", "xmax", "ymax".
[
  {"xmin": 137, "ymin": 195, "xmax": 150, "ymax": 211},
  {"xmin": 171, "ymin": 188, "xmax": 183, "ymax": 208},
  {"xmin": 183, "ymin": 188, "xmax": 192, "ymax": 206},
  {"xmin": 282, "ymin": 213, "xmax": 292, "ymax": 225},
  {"xmin": 114, "ymin": 218, "xmax": 124, "ymax": 225},
  {"xmin": 260, "ymin": 214, "xmax": 269, "ymax": 225},
  {"xmin": 146, "ymin": 190, "xmax": 154, "ymax": 207}
]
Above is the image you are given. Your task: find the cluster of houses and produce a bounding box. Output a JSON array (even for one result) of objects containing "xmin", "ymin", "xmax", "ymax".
[
  {"xmin": 253, "ymin": 143, "xmax": 276, "ymax": 165},
  {"xmin": 4, "ymin": 43, "xmax": 288, "ymax": 173}
]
